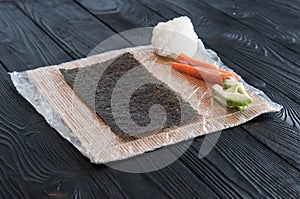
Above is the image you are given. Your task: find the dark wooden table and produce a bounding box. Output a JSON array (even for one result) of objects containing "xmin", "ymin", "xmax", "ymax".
[{"xmin": 0, "ymin": 0, "xmax": 299, "ymax": 198}]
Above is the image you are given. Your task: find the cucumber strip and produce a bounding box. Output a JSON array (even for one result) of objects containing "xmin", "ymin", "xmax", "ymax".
[
  {"xmin": 213, "ymin": 83, "xmax": 253, "ymax": 110},
  {"xmin": 214, "ymin": 95, "xmax": 227, "ymax": 107},
  {"xmin": 226, "ymin": 83, "xmax": 239, "ymax": 93},
  {"xmin": 224, "ymin": 79, "xmax": 238, "ymax": 89},
  {"xmin": 237, "ymin": 82, "xmax": 247, "ymax": 95}
]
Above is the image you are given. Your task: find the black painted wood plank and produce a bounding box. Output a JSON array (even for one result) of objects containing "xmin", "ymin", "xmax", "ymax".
[
  {"xmin": 0, "ymin": 2, "xmax": 72, "ymax": 71},
  {"xmin": 200, "ymin": 0, "xmax": 300, "ymax": 53},
  {"xmin": 146, "ymin": 165, "xmax": 218, "ymax": 198},
  {"xmin": 242, "ymin": 114, "xmax": 300, "ymax": 170},
  {"xmin": 102, "ymin": 149, "xmax": 219, "ymax": 199},
  {"xmin": 14, "ymin": 0, "xmax": 130, "ymax": 58},
  {"xmin": 180, "ymin": 129, "xmax": 300, "ymax": 198},
  {"xmin": 0, "ymin": 63, "xmax": 138, "ymax": 198},
  {"xmin": 75, "ymin": 0, "xmax": 165, "ymax": 47},
  {"xmin": 75, "ymin": 0, "xmax": 162, "ymax": 32}
]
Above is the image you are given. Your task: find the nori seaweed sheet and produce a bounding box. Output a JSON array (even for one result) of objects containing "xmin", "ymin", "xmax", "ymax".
[{"xmin": 60, "ymin": 53, "xmax": 199, "ymax": 137}]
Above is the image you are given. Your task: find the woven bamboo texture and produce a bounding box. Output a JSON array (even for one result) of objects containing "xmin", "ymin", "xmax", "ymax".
[{"xmin": 26, "ymin": 46, "xmax": 277, "ymax": 163}]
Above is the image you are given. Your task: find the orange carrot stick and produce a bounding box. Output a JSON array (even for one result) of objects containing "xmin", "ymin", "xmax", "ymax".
[
  {"xmin": 175, "ymin": 54, "xmax": 239, "ymax": 80},
  {"xmin": 172, "ymin": 62, "xmax": 225, "ymax": 85},
  {"xmin": 176, "ymin": 53, "xmax": 217, "ymax": 70}
]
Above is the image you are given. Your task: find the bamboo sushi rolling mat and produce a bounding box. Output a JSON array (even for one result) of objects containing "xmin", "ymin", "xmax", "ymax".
[{"xmin": 23, "ymin": 45, "xmax": 277, "ymax": 163}]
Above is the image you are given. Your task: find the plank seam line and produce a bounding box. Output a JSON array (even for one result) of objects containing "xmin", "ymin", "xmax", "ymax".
[
  {"xmin": 73, "ymin": 0, "xmax": 136, "ymax": 47},
  {"xmin": 13, "ymin": 2, "xmax": 79, "ymax": 60},
  {"xmin": 175, "ymin": 148, "xmax": 247, "ymax": 198},
  {"xmin": 73, "ymin": 0, "xmax": 120, "ymax": 34},
  {"xmin": 0, "ymin": 60, "xmax": 10, "ymax": 73},
  {"xmin": 199, "ymin": 1, "xmax": 300, "ymax": 55},
  {"xmin": 136, "ymin": 0, "xmax": 171, "ymax": 20},
  {"xmin": 240, "ymin": 125, "xmax": 300, "ymax": 172}
]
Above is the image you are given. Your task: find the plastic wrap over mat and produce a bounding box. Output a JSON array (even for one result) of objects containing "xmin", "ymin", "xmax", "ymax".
[{"xmin": 10, "ymin": 45, "xmax": 282, "ymax": 164}]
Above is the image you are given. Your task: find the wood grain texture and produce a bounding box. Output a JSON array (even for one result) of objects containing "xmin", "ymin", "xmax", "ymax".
[
  {"xmin": 15, "ymin": 0, "xmax": 131, "ymax": 58},
  {"xmin": 139, "ymin": 0, "xmax": 300, "ymax": 192},
  {"xmin": 75, "ymin": 0, "xmax": 163, "ymax": 47},
  {"xmin": 0, "ymin": 0, "xmax": 298, "ymax": 198},
  {"xmin": 0, "ymin": 63, "xmax": 176, "ymax": 198},
  {"xmin": 0, "ymin": 68, "xmax": 219, "ymax": 198},
  {"xmin": 139, "ymin": 0, "xmax": 300, "ymax": 104},
  {"xmin": 242, "ymin": 114, "xmax": 300, "ymax": 170},
  {"xmin": 0, "ymin": 2, "xmax": 72, "ymax": 71},
  {"xmin": 138, "ymin": 0, "xmax": 300, "ymax": 169},
  {"xmin": 200, "ymin": 0, "xmax": 300, "ymax": 53},
  {"xmin": 181, "ymin": 129, "xmax": 300, "ymax": 198},
  {"xmin": 0, "ymin": 64, "xmax": 134, "ymax": 198},
  {"xmin": 65, "ymin": 1, "xmax": 300, "ymax": 163},
  {"xmin": 76, "ymin": 0, "xmax": 162, "ymax": 32},
  {"xmin": 78, "ymin": 0, "xmax": 300, "ymax": 125},
  {"xmin": 217, "ymin": 55, "xmax": 300, "ymax": 130},
  {"xmin": 56, "ymin": 1, "xmax": 299, "ymax": 197},
  {"xmin": 138, "ymin": 0, "xmax": 300, "ymax": 128},
  {"xmin": 0, "ymin": 1, "xmax": 216, "ymax": 198}
]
